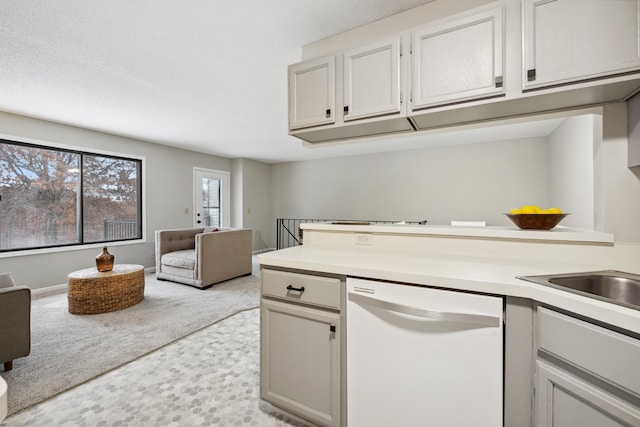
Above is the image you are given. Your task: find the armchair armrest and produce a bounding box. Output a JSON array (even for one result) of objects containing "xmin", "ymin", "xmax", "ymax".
[
  {"xmin": 195, "ymin": 228, "xmax": 252, "ymax": 286},
  {"xmin": 0, "ymin": 286, "xmax": 31, "ymax": 366}
]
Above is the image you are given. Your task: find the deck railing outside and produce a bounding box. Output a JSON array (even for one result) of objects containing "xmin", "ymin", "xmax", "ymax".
[{"xmin": 103, "ymin": 219, "xmax": 139, "ymax": 240}]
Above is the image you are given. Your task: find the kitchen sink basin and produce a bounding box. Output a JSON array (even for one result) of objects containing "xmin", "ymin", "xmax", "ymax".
[{"xmin": 517, "ymin": 270, "xmax": 640, "ymax": 310}]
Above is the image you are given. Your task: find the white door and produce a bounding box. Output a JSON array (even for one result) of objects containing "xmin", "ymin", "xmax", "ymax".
[
  {"xmin": 343, "ymin": 35, "xmax": 403, "ymax": 121},
  {"xmin": 347, "ymin": 278, "xmax": 504, "ymax": 427},
  {"xmin": 523, "ymin": 0, "xmax": 640, "ymax": 90},
  {"xmin": 193, "ymin": 168, "xmax": 229, "ymax": 228},
  {"xmin": 288, "ymin": 55, "xmax": 336, "ymax": 130},
  {"xmin": 412, "ymin": 5, "xmax": 504, "ymax": 110}
]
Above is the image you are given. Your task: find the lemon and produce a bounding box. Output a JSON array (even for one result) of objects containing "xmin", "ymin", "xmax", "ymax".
[
  {"xmin": 521, "ymin": 205, "xmax": 541, "ymax": 214},
  {"xmin": 540, "ymin": 208, "xmax": 552, "ymax": 214},
  {"xmin": 510, "ymin": 208, "xmax": 522, "ymax": 215},
  {"xmin": 548, "ymin": 207, "xmax": 563, "ymax": 214}
]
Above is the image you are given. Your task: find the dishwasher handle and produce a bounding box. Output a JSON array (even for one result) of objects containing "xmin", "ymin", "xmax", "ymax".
[{"xmin": 348, "ymin": 291, "xmax": 500, "ymax": 328}]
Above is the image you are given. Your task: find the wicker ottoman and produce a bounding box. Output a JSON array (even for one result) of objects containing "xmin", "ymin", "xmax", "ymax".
[{"xmin": 67, "ymin": 264, "xmax": 145, "ymax": 314}]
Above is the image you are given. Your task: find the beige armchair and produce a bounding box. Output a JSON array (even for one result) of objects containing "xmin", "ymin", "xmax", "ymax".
[
  {"xmin": 0, "ymin": 273, "xmax": 31, "ymax": 371},
  {"xmin": 155, "ymin": 227, "xmax": 252, "ymax": 289}
]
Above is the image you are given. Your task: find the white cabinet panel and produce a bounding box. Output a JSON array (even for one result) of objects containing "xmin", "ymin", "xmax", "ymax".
[
  {"xmin": 538, "ymin": 306, "xmax": 640, "ymax": 396},
  {"xmin": 523, "ymin": 0, "xmax": 640, "ymax": 89},
  {"xmin": 412, "ymin": 5, "xmax": 504, "ymax": 110},
  {"xmin": 288, "ymin": 55, "xmax": 335, "ymax": 130},
  {"xmin": 535, "ymin": 361, "xmax": 640, "ymax": 427},
  {"xmin": 261, "ymin": 299, "xmax": 341, "ymax": 427},
  {"xmin": 343, "ymin": 35, "xmax": 402, "ymax": 121}
]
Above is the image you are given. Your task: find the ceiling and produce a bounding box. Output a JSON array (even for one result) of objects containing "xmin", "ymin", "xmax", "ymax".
[{"xmin": 0, "ymin": 1, "xmax": 564, "ymax": 164}]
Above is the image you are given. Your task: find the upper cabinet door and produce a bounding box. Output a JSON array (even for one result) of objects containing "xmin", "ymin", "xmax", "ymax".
[
  {"xmin": 523, "ymin": 0, "xmax": 640, "ymax": 90},
  {"xmin": 343, "ymin": 35, "xmax": 402, "ymax": 122},
  {"xmin": 412, "ymin": 5, "xmax": 505, "ymax": 111},
  {"xmin": 288, "ymin": 56, "xmax": 335, "ymax": 130}
]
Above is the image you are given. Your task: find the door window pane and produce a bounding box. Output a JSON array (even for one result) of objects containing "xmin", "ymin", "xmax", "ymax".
[{"xmin": 202, "ymin": 178, "xmax": 220, "ymax": 227}]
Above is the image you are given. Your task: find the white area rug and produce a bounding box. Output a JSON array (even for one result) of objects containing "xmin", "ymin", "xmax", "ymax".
[{"xmin": 0, "ymin": 267, "xmax": 260, "ymax": 416}]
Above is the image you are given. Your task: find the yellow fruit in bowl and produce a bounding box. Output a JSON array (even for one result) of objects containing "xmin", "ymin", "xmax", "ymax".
[
  {"xmin": 521, "ymin": 205, "xmax": 541, "ymax": 214},
  {"xmin": 508, "ymin": 205, "xmax": 564, "ymax": 215}
]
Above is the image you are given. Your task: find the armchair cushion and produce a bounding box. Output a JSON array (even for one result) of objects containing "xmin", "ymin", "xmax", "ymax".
[{"xmin": 161, "ymin": 249, "xmax": 196, "ymax": 270}]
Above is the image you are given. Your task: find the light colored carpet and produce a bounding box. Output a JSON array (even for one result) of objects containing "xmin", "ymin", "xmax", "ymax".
[{"xmin": 0, "ymin": 263, "xmax": 261, "ymax": 416}]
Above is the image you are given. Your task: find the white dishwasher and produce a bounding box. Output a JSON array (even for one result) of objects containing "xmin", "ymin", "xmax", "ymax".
[{"xmin": 347, "ymin": 277, "xmax": 504, "ymax": 427}]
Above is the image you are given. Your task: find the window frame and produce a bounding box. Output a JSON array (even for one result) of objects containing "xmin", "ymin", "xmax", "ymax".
[{"xmin": 0, "ymin": 137, "xmax": 146, "ymax": 257}]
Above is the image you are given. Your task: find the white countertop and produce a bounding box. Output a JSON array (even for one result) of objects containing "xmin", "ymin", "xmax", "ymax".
[
  {"xmin": 300, "ymin": 222, "xmax": 615, "ymax": 244},
  {"xmin": 258, "ymin": 245, "xmax": 640, "ymax": 334}
]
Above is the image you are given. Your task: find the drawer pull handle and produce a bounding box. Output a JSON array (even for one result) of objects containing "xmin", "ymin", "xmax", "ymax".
[{"xmin": 286, "ymin": 285, "xmax": 305, "ymax": 292}]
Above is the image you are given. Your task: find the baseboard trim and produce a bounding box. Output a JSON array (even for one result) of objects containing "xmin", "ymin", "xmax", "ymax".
[{"xmin": 32, "ymin": 284, "xmax": 67, "ymax": 297}]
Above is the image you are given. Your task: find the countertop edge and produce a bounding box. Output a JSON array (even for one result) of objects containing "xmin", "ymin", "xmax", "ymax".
[
  {"xmin": 300, "ymin": 223, "xmax": 615, "ymax": 244},
  {"xmin": 257, "ymin": 247, "xmax": 640, "ymax": 334}
]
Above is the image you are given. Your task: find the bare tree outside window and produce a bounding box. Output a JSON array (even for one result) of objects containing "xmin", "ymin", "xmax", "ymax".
[
  {"xmin": 0, "ymin": 140, "xmax": 142, "ymax": 251},
  {"xmin": 83, "ymin": 154, "xmax": 140, "ymax": 242}
]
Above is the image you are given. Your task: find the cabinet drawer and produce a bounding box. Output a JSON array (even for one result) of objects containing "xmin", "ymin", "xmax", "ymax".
[
  {"xmin": 262, "ymin": 269, "xmax": 341, "ymax": 310},
  {"xmin": 538, "ymin": 307, "xmax": 640, "ymax": 396}
]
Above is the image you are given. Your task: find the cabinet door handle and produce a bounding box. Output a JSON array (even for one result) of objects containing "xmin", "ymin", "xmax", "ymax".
[
  {"xmin": 348, "ymin": 291, "xmax": 500, "ymax": 327},
  {"xmin": 286, "ymin": 285, "xmax": 305, "ymax": 292},
  {"xmin": 495, "ymin": 76, "xmax": 503, "ymax": 88},
  {"xmin": 325, "ymin": 108, "xmax": 331, "ymax": 118},
  {"xmin": 343, "ymin": 106, "xmax": 349, "ymax": 114},
  {"xmin": 527, "ymin": 69, "xmax": 536, "ymax": 82}
]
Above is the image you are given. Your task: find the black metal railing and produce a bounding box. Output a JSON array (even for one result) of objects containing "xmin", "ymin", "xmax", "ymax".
[
  {"xmin": 276, "ymin": 218, "xmax": 427, "ymax": 250},
  {"xmin": 103, "ymin": 219, "xmax": 138, "ymax": 240}
]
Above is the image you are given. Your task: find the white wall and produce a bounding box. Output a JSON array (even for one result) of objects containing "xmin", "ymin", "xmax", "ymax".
[
  {"xmin": 548, "ymin": 114, "xmax": 595, "ymax": 229},
  {"xmin": 271, "ymin": 137, "xmax": 549, "ymax": 228},
  {"xmin": 628, "ymin": 93, "xmax": 640, "ymax": 167},
  {"xmin": 231, "ymin": 158, "xmax": 244, "ymax": 228},
  {"xmin": 269, "ymin": 104, "xmax": 640, "ymax": 247},
  {"xmin": 601, "ymin": 103, "xmax": 640, "ymax": 244},
  {"xmin": 236, "ymin": 158, "xmax": 272, "ymax": 252},
  {"xmin": 0, "ymin": 111, "xmax": 234, "ymax": 289}
]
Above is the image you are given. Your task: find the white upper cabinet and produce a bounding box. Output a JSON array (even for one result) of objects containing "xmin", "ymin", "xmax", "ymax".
[
  {"xmin": 343, "ymin": 35, "xmax": 403, "ymax": 122},
  {"xmin": 411, "ymin": 5, "xmax": 505, "ymax": 110},
  {"xmin": 523, "ymin": 0, "xmax": 640, "ymax": 90},
  {"xmin": 288, "ymin": 55, "xmax": 335, "ymax": 130}
]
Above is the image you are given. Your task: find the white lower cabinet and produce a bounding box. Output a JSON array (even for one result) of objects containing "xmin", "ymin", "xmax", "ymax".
[
  {"xmin": 535, "ymin": 361, "xmax": 640, "ymax": 427},
  {"xmin": 260, "ymin": 269, "xmax": 342, "ymax": 427},
  {"xmin": 535, "ymin": 307, "xmax": 640, "ymax": 427}
]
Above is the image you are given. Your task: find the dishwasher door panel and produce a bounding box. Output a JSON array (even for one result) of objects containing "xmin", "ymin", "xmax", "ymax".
[{"xmin": 346, "ymin": 277, "xmax": 504, "ymax": 427}]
